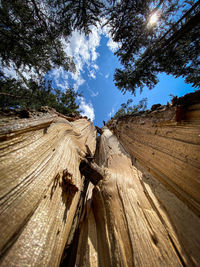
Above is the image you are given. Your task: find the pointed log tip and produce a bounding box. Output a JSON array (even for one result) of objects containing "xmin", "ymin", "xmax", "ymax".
[
  {"xmin": 79, "ymin": 160, "xmax": 103, "ymax": 185},
  {"xmin": 95, "ymin": 126, "xmax": 103, "ymax": 135}
]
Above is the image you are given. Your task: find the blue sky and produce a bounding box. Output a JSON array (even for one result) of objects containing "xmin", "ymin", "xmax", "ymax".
[
  {"xmin": 3, "ymin": 23, "xmax": 197, "ymax": 127},
  {"xmin": 49, "ymin": 26, "xmax": 196, "ymax": 127}
]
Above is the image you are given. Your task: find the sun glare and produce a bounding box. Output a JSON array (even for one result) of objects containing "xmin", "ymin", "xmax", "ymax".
[{"xmin": 149, "ymin": 12, "xmax": 159, "ymax": 26}]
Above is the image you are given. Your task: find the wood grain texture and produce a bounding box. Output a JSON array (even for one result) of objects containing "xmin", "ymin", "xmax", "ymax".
[
  {"xmin": 0, "ymin": 92, "xmax": 199, "ymax": 267},
  {"xmin": 0, "ymin": 113, "xmax": 96, "ymax": 266},
  {"xmin": 106, "ymin": 95, "xmax": 200, "ymax": 266},
  {"xmin": 75, "ymin": 93, "xmax": 200, "ymax": 266},
  {"xmin": 75, "ymin": 127, "xmax": 186, "ymax": 266}
]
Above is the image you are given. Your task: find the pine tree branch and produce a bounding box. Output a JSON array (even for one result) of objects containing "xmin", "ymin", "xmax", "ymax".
[{"xmin": 0, "ymin": 92, "xmax": 29, "ymax": 99}]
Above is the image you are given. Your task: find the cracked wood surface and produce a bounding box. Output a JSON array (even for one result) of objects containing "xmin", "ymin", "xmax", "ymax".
[
  {"xmin": 105, "ymin": 94, "xmax": 200, "ymax": 266},
  {"xmin": 0, "ymin": 92, "xmax": 199, "ymax": 267},
  {"xmin": 75, "ymin": 127, "xmax": 190, "ymax": 266},
  {"xmin": 0, "ymin": 114, "xmax": 97, "ymax": 267}
]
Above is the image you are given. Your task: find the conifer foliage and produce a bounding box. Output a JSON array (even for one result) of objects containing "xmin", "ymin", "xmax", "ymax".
[
  {"xmin": 108, "ymin": 0, "xmax": 200, "ymax": 94},
  {"xmin": 0, "ymin": 71, "xmax": 81, "ymax": 115},
  {"xmin": 0, "ymin": 0, "xmax": 104, "ymax": 113},
  {"xmin": 113, "ymin": 98, "xmax": 147, "ymax": 119},
  {"xmin": 0, "ymin": 0, "xmax": 105, "ymax": 73},
  {"xmin": 0, "ymin": 0, "xmax": 199, "ymax": 111}
]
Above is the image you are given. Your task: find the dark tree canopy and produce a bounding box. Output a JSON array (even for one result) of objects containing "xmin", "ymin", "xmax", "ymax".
[
  {"xmin": 0, "ymin": 71, "xmax": 81, "ymax": 115},
  {"xmin": 107, "ymin": 0, "xmax": 200, "ymax": 94},
  {"xmin": 0, "ymin": 0, "xmax": 199, "ymax": 113},
  {"xmin": 0, "ymin": 0, "xmax": 105, "ymax": 73},
  {"xmin": 0, "ymin": 0, "xmax": 105, "ymax": 114}
]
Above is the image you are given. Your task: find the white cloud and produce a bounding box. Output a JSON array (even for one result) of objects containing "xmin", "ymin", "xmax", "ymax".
[
  {"xmin": 74, "ymin": 76, "xmax": 85, "ymax": 91},
  {"xmin": 89, "ymin": 89, "xmax": 99, "ymax": 97},
  {"xmin": 88, "ymin": 26, "xmax": 101, "ymax": 61},
  {"xmin": 79, "ymin": 97, "xmax": 95, "ymax": 121},
  {"xmin": 91, "ymin": 91, "xmax": 99, "ymax": 97},
  {"xmin": 101, "ymin": 21, "xmax": 120, "ymax": 53},
  {"xmin": 2, "ymin": 20, "xmax": 118, "ymax": 93},
  {"xmin": 1, "ymin": 61, "xmax": 42, "ymax": 90},
  {"xmin": 50, "ymin": 67, "xmax": 69, "ymax": 90},
  {"xmin": 2, "ymin": 67, "xmax": 18, "ymax": 80},
  {"xmin": 108, "ymin": 107, "xmax": 115, "ymax": 118},
  {"xmin": 60, "ymin": 26, "xmax": 102, "ymax": 90},
  {"xmin": 105, "ymin": 73, "xmax": 109, "ymax": 79},
  {"xmin": 107, "ymin": 38, "xmax": 119, "ymax": 52},
  {"xmin": 89, "ymin": 70, "xmax": 96, "ymax": 79},
  {"xmin": 92, "ymin": 64, "xmax": 99, "ymax": 70},
  {"xmin": 53, "ymin": 27, "xmax": 102, "ymax": 90},
  {"xmin": 2, "ymin": 61, "xmax": 39, "ymax": 81}
]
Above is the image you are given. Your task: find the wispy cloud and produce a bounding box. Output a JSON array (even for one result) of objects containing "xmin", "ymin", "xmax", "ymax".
[
  {"xmin": 89, "ymin": 89, "xmax": 99, "ymax": 97},
  {"xmin": 61, "ymin": 26, "xmax": 101, "ymax": 90},
  {"xmin": 2, "ymin": 61, "xmax": 39, "ymax": 83},
  {"xmin": 2, "ymin": 62, "xmax": 18, "ymax": 80},
  {"xmin": 79, "ymin": 97, "xmax": 95, "ymax": 121},
  {"xmin": 2, "ymin": 21, "xmax": 118, "ymax": 94},
  {"xmin": 74, "ymin": 76, "xmax": 85, "ymax": 91},
  {"xmin": 108, "ymin": 107, "xmax": 115, "ymax": 118},
  {"xmin": 101, "ymin": 20, "xmax": 120, "ymax": 53},
  {"xmin": 59, "ymin": 22, "xmax": 119, "ymax": 89},
  {"xmin": 92, "ymin": 64, "xmax": 99, "ymax": 70},
  {"xmin": 88, "ymin": 70, "xmax": 96, "ymax": 79},
  {"xmin": 91, "ymin": 91, "xmax": 99, "ymax": 97},
  {"xmin": 106, "ymin": 37, "xmax": 119, "ymax": 52},
  {"xmin": 50, "ymin": 67, "xmax": 69, "ymax": 90},
  {"xmin": 105, "ymin": 73, "xmax": 109, "ymax": 79}
]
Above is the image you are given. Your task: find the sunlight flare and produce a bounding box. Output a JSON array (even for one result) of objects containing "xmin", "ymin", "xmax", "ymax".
[{"xmin": 148, "ymin": 12, "xmax": 159, "ymax": 26}]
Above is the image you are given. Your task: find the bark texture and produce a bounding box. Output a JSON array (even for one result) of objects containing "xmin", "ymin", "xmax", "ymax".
[
  {"xmin": 74, "ymin": 92, "xmax": 200, "ymax": 266},
  {"xmin": 75, "ymin": 127, "xmax": 183, "ymax": 266},
  {"xmin": 105, "ymin": 91, "xmax": 200, "ymax": 266},
  {"xmin": 0, "ymin": 92, "xmax": 200, "ymax": 267},
  {"xmin": 0, "ymin": 112, "xmax": 97, "ymax": 266}
]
